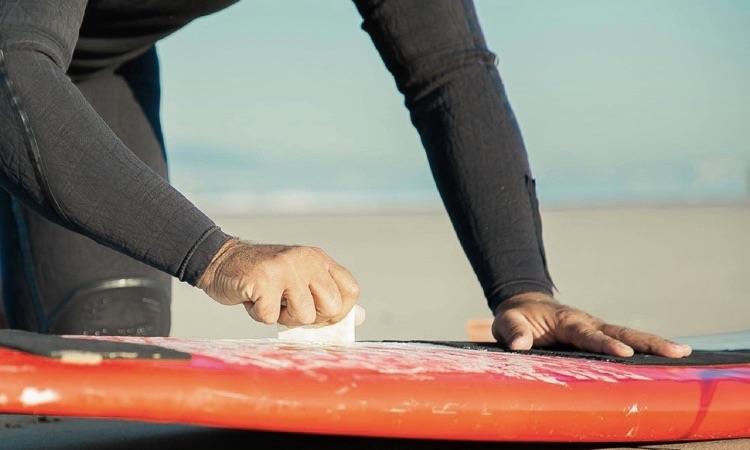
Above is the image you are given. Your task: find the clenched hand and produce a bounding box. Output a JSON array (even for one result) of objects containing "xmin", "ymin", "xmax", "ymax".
[{"xmin": 198, "ymin": 239, "xmax": 360, "ymax": 326}]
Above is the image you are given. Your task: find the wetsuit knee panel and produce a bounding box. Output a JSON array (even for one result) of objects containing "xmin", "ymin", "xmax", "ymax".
[{"xmin": 47, "ymin": 277, "xmax": 171, "ymax": 336}]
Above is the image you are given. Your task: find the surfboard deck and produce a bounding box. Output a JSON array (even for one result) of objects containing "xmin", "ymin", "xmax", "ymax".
[{"xmin": 1, "ymin": 330, "xmax": 749, "ymax": 443}]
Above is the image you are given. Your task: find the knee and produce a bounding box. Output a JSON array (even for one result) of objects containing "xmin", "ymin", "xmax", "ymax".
[{"xmin": 47, "ymin": 278, "xmax": 171, "ymax": 336}]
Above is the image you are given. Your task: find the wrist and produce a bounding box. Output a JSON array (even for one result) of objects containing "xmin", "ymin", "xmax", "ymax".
[
  {"xmin": 494, "ymin": 291, "xmax": 557, "ymax": 316},
  {"xmin": 487, "ymin": 280, "xmax": 554, "ymax": 313},
  {"xmin": 197, "ymin": 237, "xmax": 241, "ymax": 290}
]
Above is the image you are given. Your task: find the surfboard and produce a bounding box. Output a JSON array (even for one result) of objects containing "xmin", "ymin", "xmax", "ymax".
[{"xmin": 0, "ymin": 329, "xmax": 749, "ymax": 443}]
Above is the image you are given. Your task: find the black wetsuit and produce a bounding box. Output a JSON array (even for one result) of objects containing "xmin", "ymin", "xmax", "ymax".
[{"xmin": 0, "ymin": 0, "xmax": 553, "ymax": 336}]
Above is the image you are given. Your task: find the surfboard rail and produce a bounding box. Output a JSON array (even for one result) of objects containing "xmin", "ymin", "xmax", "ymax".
[{"xmin": 1, "ymin": 333, "xmax": 749, "ymax": 442}]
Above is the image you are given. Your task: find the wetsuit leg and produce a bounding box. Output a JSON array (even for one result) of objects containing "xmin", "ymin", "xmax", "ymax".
[{"xmin": 0, "ymin": 48, "xmax": 172, "ymax": 336}]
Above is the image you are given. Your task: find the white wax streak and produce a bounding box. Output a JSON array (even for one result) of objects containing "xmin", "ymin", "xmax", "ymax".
[{"xmin": 20, "ymin": 387, "xmax": 59, "ymax": 406}]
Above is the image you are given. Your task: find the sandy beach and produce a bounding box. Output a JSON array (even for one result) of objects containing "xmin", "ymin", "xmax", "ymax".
[
  {"xmin": 170, "ymin": 204, "xmax": 750, "ymax": 341},
  {"xmin": 2, "ymin": 204, "xmax": 749, "ymax": 449}
]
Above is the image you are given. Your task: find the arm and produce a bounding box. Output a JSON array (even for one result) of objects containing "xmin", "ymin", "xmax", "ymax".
[
  {"xmin": 353, "ymin": 0, "xmax": 689, "ymax": 357},
  {"xmin": 0, "ymin": 0, "xmax": 226, "ymax": 283},
  {"xmin": 352, "ymin": 0, "xmax": 552, "ymax": 310},
  {"xmin": 0, "ymin": 1, "xmax": 359, "ymax": 326}
]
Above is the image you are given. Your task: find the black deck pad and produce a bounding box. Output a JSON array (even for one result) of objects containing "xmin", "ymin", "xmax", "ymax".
[
  {"xmin": 385, "ymin": 341, "xmax": 750, "ymax": 367},
  {"xmin": 0, "ymin": 329, "xmax": 190, "ymax": 361},
  {"xmin": 3, "ymin": 330, "xmax": 748, "ymax": 366}
]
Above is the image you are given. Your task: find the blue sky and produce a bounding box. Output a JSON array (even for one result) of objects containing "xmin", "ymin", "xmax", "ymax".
[{"xmin": 157, "ymin": 1, "xmax": 750, "ymax": 212}]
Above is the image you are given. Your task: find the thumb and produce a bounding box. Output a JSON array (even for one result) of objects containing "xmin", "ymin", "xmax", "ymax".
[
  {"xmin": 493, "ymin": 310, "xmax": 534, "ymax": 350},
  {"xmin": 353, "ymin": 304, "xmax": 366, "ymax": 326}
]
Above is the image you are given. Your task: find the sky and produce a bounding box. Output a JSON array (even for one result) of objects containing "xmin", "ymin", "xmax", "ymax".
[{"xmin": 156, "ymin": 0, "xmax": 750, "ymax": 213}]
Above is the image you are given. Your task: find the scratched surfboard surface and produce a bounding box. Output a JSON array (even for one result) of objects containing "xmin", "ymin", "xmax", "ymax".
[{"xmin": 1, "ymin": 332, "xmax": 749, "ymax": 443}]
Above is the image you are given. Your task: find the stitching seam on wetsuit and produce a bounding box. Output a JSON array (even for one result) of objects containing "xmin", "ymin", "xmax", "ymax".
[
  {"xmin": 177, "ymin": 226, "xmax": 220, "ymax": 281},
  {"xmin": 0, "ymin": 48, "xmax": 71, "ymax": 225}
]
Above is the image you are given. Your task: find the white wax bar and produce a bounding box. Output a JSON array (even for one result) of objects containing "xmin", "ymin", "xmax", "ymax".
[{"xmin": 276, "ymin": 308, "xmax": 356, "ymax": 343}]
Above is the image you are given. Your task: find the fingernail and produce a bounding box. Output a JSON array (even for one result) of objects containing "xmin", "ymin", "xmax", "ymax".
[
  {"xmin": 617, "ymin": 343, "xmax": 634, "ymax": 354},
  {"xmin": 511, "ymin": 336, "xmax": 532, "ymax": 350}
]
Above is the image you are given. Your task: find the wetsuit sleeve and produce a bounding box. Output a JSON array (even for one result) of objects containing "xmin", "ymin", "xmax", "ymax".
[
  {"xmin": 353, "ymin": 0, "xmax": 554, "ymax": 311},
  {"xmin": 0, "ymin": 0, "xmax": 229, "ymax": 285}
]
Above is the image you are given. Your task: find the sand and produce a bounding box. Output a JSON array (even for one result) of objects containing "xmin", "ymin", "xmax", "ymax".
[
  {"xmin": 170, "ymin": 204, "xmax": 750, "ymax": 341},
  {"xmin": 3, "ymin": 206, "xmax": 749, "ymax": 447},
  {"xmin": 0, "ymin": 414, "xmax": 748, "ymax": 449}
]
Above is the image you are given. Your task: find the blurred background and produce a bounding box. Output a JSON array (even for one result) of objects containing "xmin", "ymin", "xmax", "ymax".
[{"xmin": 159, "ymin": 0, "xmax": 749, "ymax": 341}]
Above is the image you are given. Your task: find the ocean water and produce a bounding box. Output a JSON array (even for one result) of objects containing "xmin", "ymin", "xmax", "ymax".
[{"xmin": 169, "ymin": 145, "xmax": 750, "ymax": 215}]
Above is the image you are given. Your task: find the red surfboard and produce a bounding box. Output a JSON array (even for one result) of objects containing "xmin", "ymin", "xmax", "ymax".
[{"xmin": 0, "ymin": 330, "xmax": 749, "ymax": 443}]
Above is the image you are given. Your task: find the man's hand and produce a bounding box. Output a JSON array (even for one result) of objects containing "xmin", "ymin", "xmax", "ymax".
[
  {"xmin": 493, "ymin": 292, "xmax": 692, "ymax": 358},
  {"xmin": 197, "ymin": 239, "xmax": 360, "ymax": 327}
]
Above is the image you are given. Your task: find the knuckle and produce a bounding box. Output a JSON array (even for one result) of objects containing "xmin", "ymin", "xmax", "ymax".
[
  {"xmin": 620, "ymin": 327, "xmax": 644, "ymax": 340},
  {"xmin": 578, "ymin": 328, "xmax": 600, "ymax": 341},
  {"xmin": 241, "ymin": 281, "xmax": 256, "ymax": 300},
  {"xmin": 284, "ymin": 246, "xmax": 328, "ymax": 266},
  {"xmin": 554, "ymin": 308, "xmax": 576, "ymax": 324},
  {"xmin": 308, "ymin": 247, "xmax": 332, "ymax": 265},
  {"xmin": 255, "ymin": 303, "xmax": 279, "ymax": 324},
  {"xmin": 310, "ymin": 246, "xmax": 326, "ymax": 256},
  {"xmin": 561, "ymin": 319, "xmax": 583, "ymax": 333},
  {"xmin": 287, "ymin": 291, "xmax": 317, "ymax": 323},
  {"xmin": 327, "ymin": 310, "xmax": 348, "ymax": 325},
  {"xmin": 563, "ymin": 322, "xmax": 594, "ymax": 342},
  {"xmin": 295, "ymin": 300, "xmax": 318, "ymax": 325},
  {"xmin": 320, "ymin": 300, "xmax": 343, "ymax": 318},
  {"xmin": 273, "ymin": 253, "xmax": 298, "ymax": 271},
  {"xmin": 342, "ymin": 282, "xmax": 360, "ymax": 299},
  {"xmin": 509, "ymin": 324, "xmax": 527, "ymax": 337},
  {"xmin": 258, "ymin": 315, "xmax": 276, "ymax": 325},
  {"xmin": 298, "ymin": 311, "xmax": 316, "ymax": 325},
  {"xmin": 296, "ymin": 246, "xmax": 322, "ymax": 258}
]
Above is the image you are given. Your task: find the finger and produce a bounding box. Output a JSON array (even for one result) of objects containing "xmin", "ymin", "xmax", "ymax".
[
  {"xmin": 492, "ymin": 310, "xmax": 534, "ymax": 350},
  {"xmin": 309, "ymin": 277, "xmax": 343, "ymax": 321},
  {"xmin": 208, "ymin": 277, "xmax": 254, "ymax": 306},
  {"xmin": 244, "ymin": 290, "xmax": 283, "ymax": 325},
  {"xmin": 353, "ymin": 305, "xmax": 366, "ymax": 326},
  {"xmin": 601, "ymin": 325, "xmax": 692, "ymax": 358},
  {"xmin": 326, "ymin": 263, "xmax": 360, "ymax": 324},
  {"xmin": 278, "ymin": 288, "xmax": 316, "ymax": 326},
  {"xmin": 559, "ymin": 323, "xmax": 634, "ymax": 357}
]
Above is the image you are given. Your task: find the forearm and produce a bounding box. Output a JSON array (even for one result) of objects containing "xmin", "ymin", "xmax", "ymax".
[
  {"xmin": 0, "ymin": 0, "xmax": 228, "ymax": 284},
  {"xmin": 354, "ymin": 0, "xmax": 554, "ymax": 309}
]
